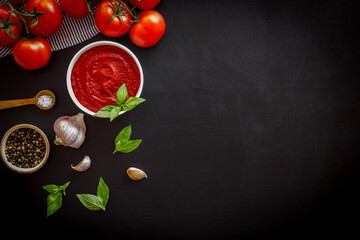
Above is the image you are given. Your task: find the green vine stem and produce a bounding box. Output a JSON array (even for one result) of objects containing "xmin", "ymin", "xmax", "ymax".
[
  {"xmin": 4, "ymin": 0, "xmax": 45, "ymax": 40},
  {"xmin": 107, "ymin": 0, "xmax": 140, "ymax": 27},
  {"xmin": 85, "ymin": 0, "xmax": 94, "ymax": 14}
]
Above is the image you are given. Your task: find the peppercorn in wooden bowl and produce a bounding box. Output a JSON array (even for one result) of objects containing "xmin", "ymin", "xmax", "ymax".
[{"xmin": 1, "ymin": 124, "xmax": 50, "ymax": 174}]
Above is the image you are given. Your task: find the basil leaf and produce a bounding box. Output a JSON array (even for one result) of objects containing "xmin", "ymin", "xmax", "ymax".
[
  {"xmin": 42, "ymin": 184, "xmax": 59, "ymax": 193},
  {"xmin": 113, "ymin": 125, "xmax": 142, "ymax": 154},
  {"xmin": 122, "ymin": 97, "xmax": 146, "ymax": 111},
  {"xmin": 115, "ymin": 125, "xmax": 131, "ymax": 146},
  {"xmin": 47, "ymin": 191, "xmax": 62, "ymax": 217},
  {"xmin": 114, "ymin": 140, "xmax": 122, "ymax": 154},
  {"xmin": 59, "ymin": 181, "xmax": 71, "ymax": 195},
  {"xmin": 97, "ymin": 177, "xmax": 109, "ymax": 207},
  {"xmin": 116, "ymin": 84, "xmax": 128, "ymax": 105},
  {"xmin": 117, "ymin": 139, "xmax": 142, "ymax": 153},
  {"xmin": 76, "ymin": 194, "xmax": 105, "ymax": 211},
  {"xmin": 94, "ymin": 105, "xmax": 118, "ymax": 118},
  {"xmin": 110, "ymin": 106, "xmax": 122, "ymax": 122},
  {"xmin": 43, "ymin": 181, "xmax": 70, "ymax": 217}
]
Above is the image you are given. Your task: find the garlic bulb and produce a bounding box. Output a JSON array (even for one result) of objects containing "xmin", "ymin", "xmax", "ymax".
[
  {"xmin": 72, "ymin": 155, "xmax": 91, "ymax": 172},
  {"xmin": 53, "ymin": 113, "xmax": 86, "ymax": 149},
  {"xmin": 127, "ymin": 167, "xmax": 148, "ymax": 180}
]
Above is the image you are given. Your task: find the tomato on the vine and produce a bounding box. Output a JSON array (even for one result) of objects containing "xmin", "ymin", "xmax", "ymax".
[
  {"xmin": 95, "ymin": 0, "xmax": 132, "ymax": 37},
  {"xmin": 0, "ymin": 6, "xmax": 23, "ymax": 47},
  {"xmin": 13, "ymin": 38, "xmax": 51, "ymax": 70},
  {"xmin": 25, "ymin": 0, "xmax": 63, "ymax": 37},
  {"xmin": 128, "ymin": 0, "xmax": 160, "ymax": 10},
  {"xmin": 59, "ymin": 0, "xmax": 91, "ymax": 19},
  {"xmin": 129, "ymin": 10, "xmax": 165, "ymax": 48}
]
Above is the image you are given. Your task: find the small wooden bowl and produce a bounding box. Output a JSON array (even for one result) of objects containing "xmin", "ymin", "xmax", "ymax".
[{"xmin": 1, "ymin": 124, "xmax": 50, "ymax": 174}]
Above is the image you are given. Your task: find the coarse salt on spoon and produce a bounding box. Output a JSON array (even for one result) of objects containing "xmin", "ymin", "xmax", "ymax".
[{"xmin": 0, "ymin": 90, "xmax": 56, "ymax": 110}]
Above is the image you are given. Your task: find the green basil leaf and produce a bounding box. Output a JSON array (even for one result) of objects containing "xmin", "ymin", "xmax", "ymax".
[
  {"xmin": 122, "ymin": 97, "xmax": 146, "ymax": 111},
  {"xmin": 113, "ymin": 140, "xmax": 121, "ymax": 154},
  {"xmin": 97, "ymin": 177, "xmax": 109, "ymax": 207},
  {"xmin": 43, "ymin": 181, "xmax": 70, "ymax": 217},
  {"xmin": 59, "ymin": 181, "xmax": 71, "ymax": 195},
  {"xmin": 117, "ymin": 139, "xmax": 142, "ymax": 153},
  {"xmin": 76, "ymin": 194, "xmax": 105, "ymax": 211},
  {"xmin": 94, "ymin": 105, "xmax": 118, "ymax": 118},
  {"xmin": 116, "ymin": 84, "xmax": 128, "ymax": 105},
  {"xmin": 47, "ymin": 191, "xmax": 62, "ymax": 217},
  {"xmin": 110, "ymin": 106, "xmax": 122, "ymax": 122},
  {"xmin": 42, "ymin": 184, "xmax": 59, "ymax": 193},
  {"xmin": 114, "ymin": 125, "xmax": 131, "ymax": 146}
]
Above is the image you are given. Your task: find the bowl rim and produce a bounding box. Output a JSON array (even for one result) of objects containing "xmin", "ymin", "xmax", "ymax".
[
  {"xmin": 1, "ymin": 124, "xmax": 50, "ymax": 174},
  {"xmin": 66, "ymin": 40, "xmax": 144, "ymax": 116}
]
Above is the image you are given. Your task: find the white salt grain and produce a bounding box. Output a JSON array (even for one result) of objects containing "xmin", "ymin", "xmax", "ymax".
[{"xmin": 37, "ymin": 95, "xmax": 53, "ymax": 108}]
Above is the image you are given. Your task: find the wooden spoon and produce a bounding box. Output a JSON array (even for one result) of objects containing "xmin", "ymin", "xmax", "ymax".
[{"xmin": 0, "ymin": 90, "xmax": 56, "ymax": 110}]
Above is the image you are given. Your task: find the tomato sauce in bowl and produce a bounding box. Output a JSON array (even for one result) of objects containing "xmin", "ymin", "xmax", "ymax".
[{"xmin": 67, "ymin": 41, "xmax": 143, "ymax": 115}]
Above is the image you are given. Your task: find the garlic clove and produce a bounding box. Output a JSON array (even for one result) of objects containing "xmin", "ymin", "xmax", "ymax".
[
  {"xmin": 127, "ymin": 167, "xmax": 148, "ymax": 180},
  {"xmin": 72, "ymin": 155, "xmax": 91, "ymax": 172}
]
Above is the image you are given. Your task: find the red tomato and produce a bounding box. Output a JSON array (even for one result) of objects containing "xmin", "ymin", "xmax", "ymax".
[
  {"xmin": 129, "ymin": 10, "xmax": 165, "ymax": 48},
  {"xmin": 59, "ymin": 0, "xmax": 90, "ymax": 19},
  {"xmin": 0, "ymin": 6, "xmax": 23, "ymax": 47},
  {"xmin": 95, "ymin": 0, "xmax": 132, "ymax": 37},
  {"xmin": 25, "ymin": 0, "xmax": 63, "ymax": 37},
  {"xmin": 13, "ymin": 38, "xmax": 51, "ymax": 70},
  {"xmin": 128, "ymin": 0, "xmax": 160, "ymax": 10}
]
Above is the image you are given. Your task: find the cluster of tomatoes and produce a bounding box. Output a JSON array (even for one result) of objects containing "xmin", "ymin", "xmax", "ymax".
[{"xmin": 0, "ymin": 0, "xmax": 165, "ymax": 70}]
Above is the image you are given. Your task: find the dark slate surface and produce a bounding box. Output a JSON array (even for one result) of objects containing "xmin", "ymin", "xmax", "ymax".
[{"xmin": 0, "ymin": 0, "xmax": 359, "ymax": 239}]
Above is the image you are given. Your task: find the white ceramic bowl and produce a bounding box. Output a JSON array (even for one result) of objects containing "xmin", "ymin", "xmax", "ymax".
[
  {"xmin": 66, "ymin": 41, "xmax": 144, "ymax": 116},
  {"xmin": 1, "ymin": 124, "xmax": 50, "ymax": 174}
]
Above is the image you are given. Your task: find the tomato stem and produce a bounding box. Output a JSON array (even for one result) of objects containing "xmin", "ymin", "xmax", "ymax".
[
  {"xmin": 86, "ymin": 0, "xmax": 94, "ymax": 14},
  {"xmin": 4, "ymin": 0, "xmax": 44, "ymax": 40},
  {"xmin": 106, "ymin": 0, "xmax": 128, "ymax": 27},
  {"xmin": 119, "ymin": 0, "xmax": 138, "ymax": 20},
  {"xmin": 106, "ymin": 0, "xmax": 140, "ymax": 27},
  {"xmin": 1, "ymin": 0, "xmax": 22, "ymax": 39}
]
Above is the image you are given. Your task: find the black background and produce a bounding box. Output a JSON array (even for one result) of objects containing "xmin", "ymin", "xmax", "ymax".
[{"xmin": 0, "ymin": 0, "xmax": 359, "ymax": 239}]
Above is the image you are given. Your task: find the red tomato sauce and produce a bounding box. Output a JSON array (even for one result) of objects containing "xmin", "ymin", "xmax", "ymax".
[{"xmin": 71, "ymin": 45, "xmax": 140, "ymax": 112}]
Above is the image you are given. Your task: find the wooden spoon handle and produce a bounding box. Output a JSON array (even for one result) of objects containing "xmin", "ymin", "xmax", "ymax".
[{"xmin": 0, "ymin": 98, "xmax": 35, "ymax": 110}]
